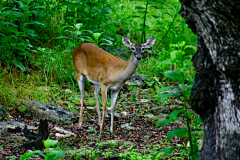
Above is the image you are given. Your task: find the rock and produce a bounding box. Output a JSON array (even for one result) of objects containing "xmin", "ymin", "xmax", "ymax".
[
  {"xmin": 12, "ymin": 136, "xmax": 28, "ymax": 143},
  {"xmin": 146, "ymin": 113, "xmax": 169, "ymax": 122},
  {"xmin": 174, "ymin": 99, "xmax": 183, "ymax": 105},
  {"xmin": 149, "ymin": 106, "xmax": 170, "ymax": 115},
  {"xmin": 115, "ymin": 111, "xmax": 128, "ymax": 118},
  {"xmin": 0, "ymin": 120, "xmax": 37, "ymax": 131},
  {"xmin": 19, "ymin": 100, "xmax": 78, "ymax": 124},
  {"xmin": 37, "ymin": 86, "xmax": 51, "ymax": 92},
  {"xmin": 157, "ymin": 113, "xmax": 169, "ymax": 121},
  {"xmin": 54, "ymin": 126, "xmax": 76, "ymax": 138},
  {"xmin": 86, "ymin": 106, "xmax": 97, "ymax": 115},
  {"xmin": 169, "ymin": 105, "xmax": 183, "ymax": 111},
  {"xmin": 140, "ymin": 99, "xmax": 152, "ymax": 103},
  {"xmin": 146, "ymin": 114, "xmax": 155, "ymax": 119},
  {"xmin": 121, "ymin": 123, "xmax": 135, "ymax": 130},
  {"xmin": 173, "ymin": 120, "xmax": 186, "ymax": 128},
  {"xmin": 124, "ymin": 74, "xmax": 149, "ymax": 87}
]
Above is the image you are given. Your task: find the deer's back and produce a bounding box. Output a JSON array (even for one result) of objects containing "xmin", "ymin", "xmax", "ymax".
[{"xmin": 73, "ymin": 43, "xmax": 125, "ymax": 82}]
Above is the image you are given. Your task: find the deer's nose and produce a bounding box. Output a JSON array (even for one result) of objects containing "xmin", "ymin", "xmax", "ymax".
[{"xmin": 136, "ymin": 55, "xmax": 142, "ymax": 60}]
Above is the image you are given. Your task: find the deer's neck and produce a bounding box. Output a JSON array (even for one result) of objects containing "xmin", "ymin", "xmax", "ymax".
[{"xmin": 120, "ymin": 54, "xmax": 139, "ymax": 80}]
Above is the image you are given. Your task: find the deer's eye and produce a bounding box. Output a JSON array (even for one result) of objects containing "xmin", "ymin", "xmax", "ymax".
[
  {"xmin": 131, "ymin": 47, "xmax": 135, "ymax": 50},
  {"xmin": 142, "ymin": 48, "xmax": 145, "ymax": 50}
]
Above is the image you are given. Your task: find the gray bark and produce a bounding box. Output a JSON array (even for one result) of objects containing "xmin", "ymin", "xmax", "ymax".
[{"xmin": 179, "ymin": 0, "xmax": 240, "ymax": 159}]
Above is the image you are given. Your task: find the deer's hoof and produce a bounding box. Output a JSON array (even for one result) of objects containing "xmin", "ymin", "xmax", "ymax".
[{"xmin": 77, "ymin": 125, "xmax": 83, "ymax": 131}]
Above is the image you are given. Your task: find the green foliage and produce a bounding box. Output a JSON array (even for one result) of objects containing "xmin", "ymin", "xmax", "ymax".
[
  {"xmin": 129, "ymin": 85, "xmax": 137, "ymax": 102},
  {"xmin": 155, "ymin": 70, "xmax": 203, "ymax": 159},
  {"xmin": 167, "ymin": 128, "xmax": 187, "ymax": 140},
  {"xmin": 0, "ymin": 0, "xmax": 196, "ymax": 86},
  {"xmin": 152, "ymin": 147, "xmax": 176, "ymax": 159},
  {"xmin": 20, "ymin": 138, "xmax": 65, "ymax": 160},
  {"xmin": 0, "ymin": 0, "xmax": 45, "ymax": 72}
]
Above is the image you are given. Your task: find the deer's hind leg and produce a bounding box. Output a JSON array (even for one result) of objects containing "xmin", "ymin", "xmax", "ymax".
[
  {"xmin": 99, "ymin": 85, "xmax": 108, "ymax": 137},
  {"xmin": 94, "ymin": 84, "xmax": 101, "ymax": 126},
  {"xmin": 78, "ymin": 75, "xmax": 85, "ymax": 128}
]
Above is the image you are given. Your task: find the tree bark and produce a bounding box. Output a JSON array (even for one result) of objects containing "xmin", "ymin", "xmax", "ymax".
[{"xmin": 179, "ymin": 0, "xmax": 240, "ymax": 159}]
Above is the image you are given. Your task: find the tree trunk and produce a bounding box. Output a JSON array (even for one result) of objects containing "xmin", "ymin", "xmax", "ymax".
[{"xmin": 179, "ymin": 0, "xmax": 240, "ymax": 159}]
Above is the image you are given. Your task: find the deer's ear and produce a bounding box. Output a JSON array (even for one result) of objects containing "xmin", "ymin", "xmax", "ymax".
[
  {"xmin": 143, "ymin": 38, "xmax": 156, "ymax": 48},
  {"xmin": 122, "ymin": 37, "xmax": 132, "ymax": 47}
]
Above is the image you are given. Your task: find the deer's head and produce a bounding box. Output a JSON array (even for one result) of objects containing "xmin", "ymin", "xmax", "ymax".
[{"xmin": 122, "ymin": 36, "xmax": 156, "ymax": 61}]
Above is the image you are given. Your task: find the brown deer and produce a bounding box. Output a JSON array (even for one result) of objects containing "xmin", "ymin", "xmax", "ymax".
[{"xmin": 73, "ymin": 36, "xmax": 156, "ymax": 137}]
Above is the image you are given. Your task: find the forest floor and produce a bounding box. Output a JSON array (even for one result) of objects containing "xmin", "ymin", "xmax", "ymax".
[
  {"xmin": 0, "ymin": 104, "xmax": 189, "ymax": 160},
  {"xmin": 0, "ymin": 72, "xmax": 193, "ymax": 159}
]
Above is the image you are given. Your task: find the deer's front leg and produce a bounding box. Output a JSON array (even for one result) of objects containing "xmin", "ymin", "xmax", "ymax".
[
  {"xmin": 99, "ymin": 85, "xmax": 108, "ymax": 137},
  {"xmin": 110, "ymin": 89, "xmax": 120, "ymax": 133},
  {"xmin": 94, "ymin": 84, "xmax": 101, "ymax": 126}
]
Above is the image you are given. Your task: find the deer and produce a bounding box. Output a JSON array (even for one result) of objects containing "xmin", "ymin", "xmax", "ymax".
[{"xmin": 73, "ymin": 36, "xmax": 156, "ymax": 137}]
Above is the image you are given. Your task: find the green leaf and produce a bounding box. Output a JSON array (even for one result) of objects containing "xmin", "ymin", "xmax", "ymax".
[
  {"xmin": 159, "ymin": 59, "xmax": 171, "ymax": 65},
  {"xmin": 93, "ymin": 32, "xmax": 103, "ymax": 41},
  {"xmin": 102, "ymin": 34, "xmax": 114, "ymax": 41},
  {"xmin": 152, "ymin": 15, "xmax": 160, "ymax": 18},
  {"xmin": 45, "ymin": 149, "xmax": 65, "ymax": 160},
  {"xmin": 1, "ymin": 35, "xmax": 13, "ymax": 42},
  {"xmin": 1, "ymin": 11, "xmax": 11, "ymax": 17},
  {"xmin": 6, "ymin": 27, "xmax": 19, "ymax": 34},
  {"xmin": 20, "ymin": 150, "xmax": 45, "ymax": 160},
  {"xmin": 193, "ymin": 117, "xmax": 204, "ymax": 124},
  {"xmin": 170, "ymin": 50, "xmax": 184, "ymax": 63},
  {"xmin": 185, "ymin": 84, "xmax": 193, "ymax": 98},
  {"xmin": 75, "ymin": 23, "xmax": 83, "ymax": 30},
  {"xmin": 160, "ymin": 93, "xmax": 180, "ymax": 99},
  {"xmin": 2, "ymin": 21, "xmax": 18, "ymax": 26},
  {"xmin": 164, "ymin": 71, "xmax": 183, "ymax": 83},
  {"xmin": 169, "ymin": 109, "xmax": 183, "ymax": 121},
  {"xmin": 183, "ymin": 45, "xmax": 197, "ymax": 52},
  {"xmin": 99, "ymin": 38, "xmax": 113, "ymax": 46},
  {"xmin": 27, "ymin": 21, "xmax": 45, "ymax": 27},
  {"xmin": 13, "ymin": 61, "xmax": 26, "ymax": 72},
  {"xmin": 156, "ymin": 119, "xmax": 172, "ymax": 127},
  {"xmin": 169, "ymin": 43, "xmax": 179, "ymax": 49},
  {"xmin": 44, "ymin": 139, "xmax": 59, "ymax": 149},
  {"xmin": 63, "ymin": 1, "xmax": 81, "ymax": 11},
  {"xmin": 158, "ymin": 85, "xmax": 179, "ymax": 93},
  {"xmin": 130, "ymin": 95, "xmax": 136, "ymax": 102},
  {"xmin": 150, "ymin": 6, "xmax": 162, "ymax": 9},
  {"xmin": 152, "ymin": 147, "xmax": 176, "ymax": 159},
  {"xmin": 129, "ymin": 15, "xmax": 140, "ymax": 18},
  {"xmin": 178, "ymin": 41, "xmax": 186, "ymax": 48},
  {"xmin": 55, "ymin": 36, "xmax": 70, "ymax": 39},
  {"xmin": 135, "ymin": 6, "xmax": 145, "ymax": 10},
  {"xmin": 137, "ymin": 11, "xmax": 145, "ymax": 14},
  {"xmin": 154, "ymin": 85, "xmax": 159, "ymax": 90},
  {"xmin": 0, "ymin": 33, "xmax": 5, "ymax": 37},
  {"xmin": 167, "ymin": 128, "xmax": 187, "ymax": 140}
]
